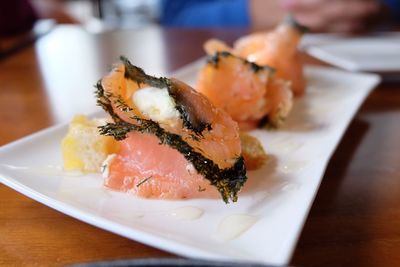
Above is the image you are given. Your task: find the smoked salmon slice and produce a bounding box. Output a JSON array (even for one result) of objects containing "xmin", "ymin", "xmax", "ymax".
[
  {"xmin": 196, "ymin": 18, "xmax": 307, "ymax": 130},
  {"xmin": 234, "ymin": 16, "xmax": 307, "ymax": 96},
  {"xmin": 197, "ymin": 52, "xmax": 293, "ymax": 130}
]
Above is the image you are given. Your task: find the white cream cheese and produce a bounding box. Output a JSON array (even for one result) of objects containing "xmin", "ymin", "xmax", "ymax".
[{"xmin": 132, "ymin": 87, "xmax": 180, "ymax": 125}]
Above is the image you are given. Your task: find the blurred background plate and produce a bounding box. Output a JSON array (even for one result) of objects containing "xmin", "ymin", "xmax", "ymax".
[
  {"xmin": 306, "ymin": 33, "xmax": 400, "ymax": 72},
  {"xmin": 305, "ymin": 33, "xmax": 400, "ymax": 83}
]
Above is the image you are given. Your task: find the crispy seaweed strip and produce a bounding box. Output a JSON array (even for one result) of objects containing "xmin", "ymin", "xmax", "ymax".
[
  {"xmin": 120, "ymin": 56, "xmax": 167, "ymax": 88},
  {"xmin": 207, "ymin": 51, "xmax": 276, "ymax": 73},
  {"xmin": 120, "ymin": 56, "xmax": 210, "ymax": 135},
  {"xmin": 96, "ymin": 82, "xmax": 247, "ymax": 203}
]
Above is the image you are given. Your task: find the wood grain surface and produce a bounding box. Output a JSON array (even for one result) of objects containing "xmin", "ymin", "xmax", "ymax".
[{"xmin": 1, "ymin": 26, "xmax": 399, "ymax": 267}]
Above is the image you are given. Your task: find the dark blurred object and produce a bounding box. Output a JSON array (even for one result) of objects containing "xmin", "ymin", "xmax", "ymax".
[
  {"xmin": 384, "ymin": 0, "xmax": 400, "ymax": 22},
  {"xmin": 95, "ymin": 0, "xmax": 160, "ymax": 29},
  {"xmin": 0, "ymin": 20, "xmax": 54, "ymax": 61},
  {"xmin": 70, "ymin": 258, "xmax": 285, "ymax": 267},
  {"xmin": 0, "ymin": 0, "xmax": 38, "ymax": 37},
  {"xmin": 378, "ymin": 72, "xmax": 400, "ymax": 84}
]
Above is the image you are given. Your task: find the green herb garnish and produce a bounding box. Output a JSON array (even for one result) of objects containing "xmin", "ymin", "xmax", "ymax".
[
  {"xmin": 207, "ymin": 51, "xmax": 275, "ymax": 73},
  {"xmin": 136, "ymin": 176, "xmax": 153, "ymax": 187}
]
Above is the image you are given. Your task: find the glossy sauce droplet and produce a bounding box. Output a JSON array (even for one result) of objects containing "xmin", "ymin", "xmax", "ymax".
[
  {"xmin": 270, "ymin": 138, "xmax": 303, "ymax": 152},
  {"xmin": 281, "ymin": 141, "xmax": 303, "ymax": 152},
  {"xmin": 168, "ymin": 206, "xmax": 204, "ymax": 220},
  {"xmin": 308, "ymin": 105, "xmax": 333, "ymax": 116},
  {"xmin": 216, "ymin": 214, "xmax": 259, "ymax": 241},
  {"xmin": 281, "ymin": 182, "xmax": 301, "ymax": 192},
  {"xmin": 280, "ymin": 160, "xmax": 309, "ymax": 174}
]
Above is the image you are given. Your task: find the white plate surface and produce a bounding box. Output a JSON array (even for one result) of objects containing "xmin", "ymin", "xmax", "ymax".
[
  {"xmin": 306, "ymin": 34, "xmax": 400, "ymax": 72},
  {"xmin": 0, "ymin": 61, "xmax": 380, "ymax": 265}
]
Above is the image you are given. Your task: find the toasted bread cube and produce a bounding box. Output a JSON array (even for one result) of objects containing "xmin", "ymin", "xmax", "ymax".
[
  {"xmin": 62, "ymin": 115, "xmax": 118, "ymax": 172},
  {"xmin": 240, "ymin": 133, "xmax": 268, "ymax": 170}
]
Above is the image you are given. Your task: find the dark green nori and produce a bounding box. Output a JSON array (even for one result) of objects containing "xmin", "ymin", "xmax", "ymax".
[
  {"xmin": 95, "ymin": 62, "xmax": 247, "ymax": 203},
  {"xmin": 207, "ymin": 51, "xmax": 230, "ymax": 67},
  {"xmin": 120, "ymin": 56, "xmax": 210, "ymax": 135},
  {"xmin": 207, "ymin": 51, "xmax": 275, "ymax": 73},
  {"xmin": 284, "ymin": 15, "xmax": 308, "ymax": 34},
  {"xmin": 120, "ymin": 56, "xmax": 167, "ymax": 88},
  {"xmin": 257, "ymin": 115, "xmax": 270, "ymax": 129}
]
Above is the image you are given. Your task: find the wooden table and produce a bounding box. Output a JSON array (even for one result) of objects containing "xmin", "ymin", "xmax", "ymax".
[{"xmin": 1, "ymin": 25, "xmax": 400, "ymax": 267}]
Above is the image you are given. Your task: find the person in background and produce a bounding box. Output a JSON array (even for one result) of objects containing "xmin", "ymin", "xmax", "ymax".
[
  {"xmin": 1, "ymin": 0, "xmax": 399, "ymax": 37},
  {"xmin": 160, "ymin": 0, "xmax": 400, "ymax": 32},
  {"xmin": 280, "ymin": 0, "xmax": 399, "ymax": 32}
]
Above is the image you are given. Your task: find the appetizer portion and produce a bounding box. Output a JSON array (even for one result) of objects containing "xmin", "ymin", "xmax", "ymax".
[
  {"xmin": 197, "ymin": 51, "xmax": 292, "ymax": 130},
  {"xmin": 197, "ymin": 18, "xmax": 306, "ymax": 130},
  {"xmin": 234, "ymin": 17, "xmax": 306, "ymax": 96},
  {"xmin": 205, "ymin": 16, "xmax": 307, "ymax": 96},
  {"xmin": 95, "ymin": 57, "xmax": 247, "ymax": 203}
]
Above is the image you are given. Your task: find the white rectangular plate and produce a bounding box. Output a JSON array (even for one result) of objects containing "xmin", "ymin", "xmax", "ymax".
[
  {"xmin": 306, "ymin": 34, "xmax": 400, "ymax": 72},
  {"xmin": 0, "ymin": 60, "xmax": 380, "ymax": 265}
]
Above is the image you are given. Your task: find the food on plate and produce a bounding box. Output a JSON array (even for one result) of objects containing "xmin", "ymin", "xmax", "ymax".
[
  {"xmin": 95, "ymin": 57, "xmax": 247, "ymax": 203},
  {"xmin": 61, "ymin": 115, "xmax": 119, "ymax": 172},
  {"xmin": 196, "ymin": 51, "xmax": 292, "ymax": 130},
  {"xmin": 61, "ymin": 116, "xmax": 267, "ymax": 176},
  {"xmin": 204, "ymin": 16, "xmax": 307, "ymax": 96},
  {"xmin": 61, "ymin": 57, "xmax": 269, "ymax": 202},
  {"xmin": 240, "ymin": 133, "xmax": 268, "ymax": 170},
  {"xmin": 235, "ymin": 17, "xmax": 306, "ymax": 96}
]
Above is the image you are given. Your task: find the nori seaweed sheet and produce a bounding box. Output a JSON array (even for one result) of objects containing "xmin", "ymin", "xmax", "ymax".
[
  {"xmin": 284, "ymin": 15, "xmax": 309, "ymax": 33},
  {"xmin": 95, "ymin": 59, "xmax": 247, "ymax": 203},
  {"xmin": 207, "ymin": 51, "xmax": 276, "ymax": 73}
]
